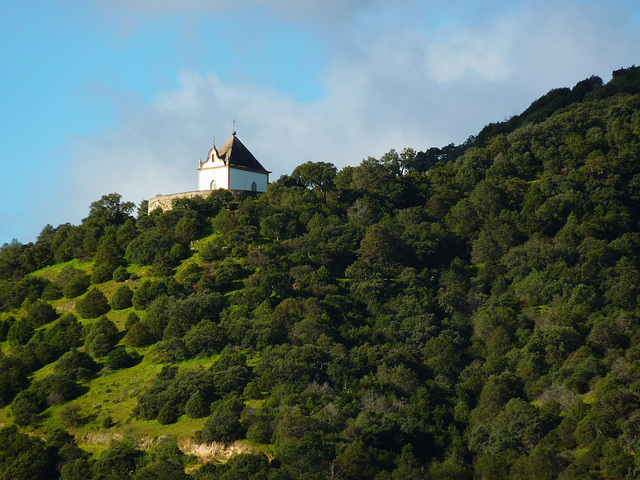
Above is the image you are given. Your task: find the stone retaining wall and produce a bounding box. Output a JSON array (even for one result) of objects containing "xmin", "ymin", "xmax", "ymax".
[
  {"xmin": 148, "ymin": 189, "xmax": 260, "ymax": 213},
  {"xmin": 147, "ymin": 190, "xmax": 213, "ymax": 213}
]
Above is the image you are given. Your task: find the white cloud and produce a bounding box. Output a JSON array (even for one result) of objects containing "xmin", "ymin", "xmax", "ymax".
[
  {"xmin": 66, "ymin": 0, "xmax": 640, "ymax": 221},
  {"xmin": 426, "ymin": 19, "xmax": 518, "ymax": 83}
]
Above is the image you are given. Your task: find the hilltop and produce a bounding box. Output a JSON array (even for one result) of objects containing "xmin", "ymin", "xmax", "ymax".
[{"xmin": 2, "ymin": 66, "xmax": 640, "ymax": 479}]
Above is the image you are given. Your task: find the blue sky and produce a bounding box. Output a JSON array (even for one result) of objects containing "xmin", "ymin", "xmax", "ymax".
[{"xmin": 1, "ymin": 0, "xmax": 639, "ymax": 246}]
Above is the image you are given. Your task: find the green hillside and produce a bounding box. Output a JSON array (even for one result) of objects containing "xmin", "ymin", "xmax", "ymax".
[{"xmin": 2, "ymin": 66, "xmax": 640, "ymax": 479}]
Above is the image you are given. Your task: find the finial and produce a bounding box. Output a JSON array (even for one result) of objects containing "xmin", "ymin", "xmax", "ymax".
[
  {"xmin": 232, "ymin": 119, "xmax": 236, "ymax": 135},
  {"xmin": 212, "ymin": 136, "xmax": 216, "ymax": 147}
]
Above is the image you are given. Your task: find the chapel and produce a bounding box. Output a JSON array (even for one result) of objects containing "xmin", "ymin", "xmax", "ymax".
[
  {"xmin": 147, "ymin": 131, "xmax": 270, "ymax": 212},
  {"xmin": 197, "ymin": 131, "xmax": 270, "ymax": 193}
]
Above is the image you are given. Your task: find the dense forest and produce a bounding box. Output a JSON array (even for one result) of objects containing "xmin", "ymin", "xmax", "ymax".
[{"xmin": 2, "ymin": 66, "xmax": 640, "ymax": 479}]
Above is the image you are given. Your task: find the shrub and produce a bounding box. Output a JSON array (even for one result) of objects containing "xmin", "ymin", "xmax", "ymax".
[
  {"xmin": 246, "ymin": 420, "xmax": 274, "ymax": 444},
  {"xmin": 60, "ymin": 404, "xmax": 82, "ymax": 427},
  {"xmin": 58, "ymin": 268, "xmax": 90, "ymax": 298},
  {"xmin": 84, "ymin": 316, "xmax": 119, "ymax": 359},
  {"xmin": 87, "ymin": 333, "xmax": 113, "ymax": 359},
  {"xmin": 55, "ymin": 349, "xmax": 98, "ymax": 381},
  {"xmin": 61, "ymin": 459, "xmax": 93, "ymax": 480},
  {"xmin": 26, "ymin": 300, "xmax": 57, "ymax": 327},
  {"xmin": 7, "ymin": 318, "xmax": 34, "ymax": 346},
  {"xmin": 197, "ymin": 395, "xmax": 245, "ymax": 444},
  {"xmin": 178, "ymin": 262, "xmax": 203, "ymax": 288},
  {"xmin": 125, "ymin": 311, "xmax": 140, "ymax": 329},
  {"xmin": 132, "ymin": 280, "xmax": 166, "ymax": 310},
  {"xmin": 153, "ymin": 338, "xmax": 188, "ymax": 363},
  {"xmin": 76, "ymin": 288, "xmax": 110, "ymax": 319},
  {"xmin": 199, "ymin": 240, "xmax": 221, "ymax": 263},
  {"xmin": 45, "ymin": 313, "xmax": 83, "ymax": 355},
  {"xmin": 31, "ymin": 373, "xmax": 79, "ymax": 403},
  {"xmin": 0, "ymin": 316, "xmax": 13, "ymax": 341},
  {"xmin": 92, "ymin": 438, "xmax": 144, "ymax": 479},
  {"xmin": 157, "ymin": 404, "xmax": 179, "ymax": 425},
  {"xmin": 41, "ymin": 283, "xmax": 63, "ymax": 301},
  {"xmin": 112, "ymin": 266, "xmax": 130, "ymax": 282},
  {"xmin": 0, "ymin": 354, "xmax": 30, "ymax": 407},
  {"xmin": 124, "ymin": 322, "xmax": 153, "ymax": 347},
  {"xmin": 185, "ymin": 391, "xmax": 210, "ymax": 419},
  {"xmin": 11, "ymin": 390, "xmax": 42, "ymax": 426},
  {"xmin": 111, "ymin": 285, "xmax": 133, "ymax": 310},
  {"xmin": 104, "ymin": 347, "xmax": 137, "ymax": 370},
  {"xmin": 102, "ymin": 415, "xmax": 114, "ymax": 428},
  {"xmin": 91, "ymin": 264, "xmax": 116, "ymax": 284},
  {"xmin": 183, "ymin": 320, "xmax": 226, "ymax": 357}
]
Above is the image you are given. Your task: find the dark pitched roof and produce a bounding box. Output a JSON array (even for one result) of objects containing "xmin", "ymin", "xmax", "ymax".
[{"xmin": 217, "ymin": 133, "xmax": 270, "ymax": 173}]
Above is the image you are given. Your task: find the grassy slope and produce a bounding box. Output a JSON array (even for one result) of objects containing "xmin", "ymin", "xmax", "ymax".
[{"xmin": 0, "ymin": 246, "xmax": 253, "ymax": 461}]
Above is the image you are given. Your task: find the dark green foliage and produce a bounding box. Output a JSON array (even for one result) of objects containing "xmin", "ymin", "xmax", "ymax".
[
  {"xmin": 84, "ymin": 193, "xmax": 135, "ymax": 229},
  {"xmin": 30, "ymin": 372, "xmax": 80, "ymax": 404},
  {"xmin": 134, "ymin": 365, "xmax": 218, "ymax": 421},
  {"xmin": 292, "ymin": 161, "xmax": 338, "ymax": 203},
  {"xmin": 111, "ymin": 284, "xmax": 134, "ymax": 310},
  {"xmin": 104, "ymin": 346, "xmax": 137, "ymax": 370},
  {"xmin": 11, "ymin": 390, "xmax": 43, "ymax": 426},
  {"xmin": 126, "ymin": 230, "xmax": 175, "ymax": 265},
  {"xmin": 59, "ymin": 404, "xmax": 83, "ymax": 427},
  {"xmin": 55, "ymin": 349, "xmax": 98, "ymax": 381},
  {"xmin": 125, "ymin": 311, "xmax": 140, "ymax": 329},
  {"xmin": 185, "ymin": 390, "xmax": 210, "ymax": 418},
  {"xmin": 60, "ymin": 458, "xmax": 93, "ymax": 480},
  {"xmin": 153, "ymin": 337, "xmax": 189, "ymax": 363},
  {"xmin": 58, "ymin": 267, "xmax": 90, "ymax": 298},
  {"xmin": 92, "ymin": 437, "xmax": 144, "ymax": 479},
  {"xmin": 40, "ymin": 282, "xmax": 63, "ymax": 301},
  {"xmin": 75, "ymin": 287, "xmax": 110, "ymax": 319},
  {"xmin": 112, "ymin": 265, "xmax": 131, "ymax": 282},
  {"xmin": 157, "ymin": 403, "xmax": 180, "ymax": 425},
  {"xmin": 198, "ymin": 240, "xmax": 221, "ymax": 263},
  {"xmin": 134, "ymin": 437, "xmax": 190, "ymax": 480},
  {"xmin": 25, "ymin": 299, "xmax": 57, "ymax": 327},
  {"xmin": 198, "ymin": 395, "xmax": 245, "ymax": 444},
  {"xmin": 0, "ymin": 240, "xmax": 27, "ymax": 281},
  {"xmin": 7, "ymin": 318, "xmax": 34, "ymax": 346},
  {"xmin": 196, "ymin": 452, "xmax": 272, "ymax": 480},
  {"xmin": 210, "ymin": 347, "xmax": 251, "ymax": 394},
  {"xmin": 91, "ymin": 263, "xmax": 116, "ymax": 284},
  {"xmin": 140, "ymin": 291, "xmax": 225, "ymax": 342},
  {"xmin": 132, "ymin": 279, "xmax": 166, "ymax": 310},
  {"xmin": 0, "ymin": 425, "xmax": 57, "ymax": 480},
  {"xmin": 41, "ymin": 312, "xmax": 83, "ymax": 359},
  {"xmin": 173, "ymin": 215, "xmax": 199, "ymax": 244},
  {"xmin": 0, "ymin": 272, "xmax": 51, "ymax": 311},
  {"xmin": 0, "ymin": 315, "xmax": 13, "ymax": 341},
  {"xmin": 0, "ymin": 354, "xmax": 30, "ymax": 406},
  {"xmin": 124, "ymin": 321, "xmax": 153, "ymax": 347},
  {"xmin": 183, "ymin": 319, "xmax": 226, "ymax": 357},
  {"xmin": 84, "ymin": 315, "xmax": 119, "ymax": 358}
]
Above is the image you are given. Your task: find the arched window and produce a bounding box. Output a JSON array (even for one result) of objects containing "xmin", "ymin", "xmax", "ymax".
[
  {"xmin": 251, "ymin": 181, "xmax": 257, "ymax": 192},
  {"xmin": 210, "ymin": 180, "xmax": 217, "ymax": 190}
]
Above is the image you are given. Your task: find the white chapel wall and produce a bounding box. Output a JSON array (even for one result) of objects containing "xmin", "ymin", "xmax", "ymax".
[{"xmin": 198, "ymin": 165, "xmax": 228, "ymax": 190}]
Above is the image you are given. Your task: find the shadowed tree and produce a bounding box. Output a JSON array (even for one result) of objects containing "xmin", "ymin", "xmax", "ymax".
[
  {"xmin": 76, "ymin": 287, "xmax": 110, "ymax": 319},
  {"xmin": 83, "ymin": 193, "xmax": 135, "ymax": 230},
  {"xmin": 292, "ymin": 161, "xmax": 338, "ymax": 203}
]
